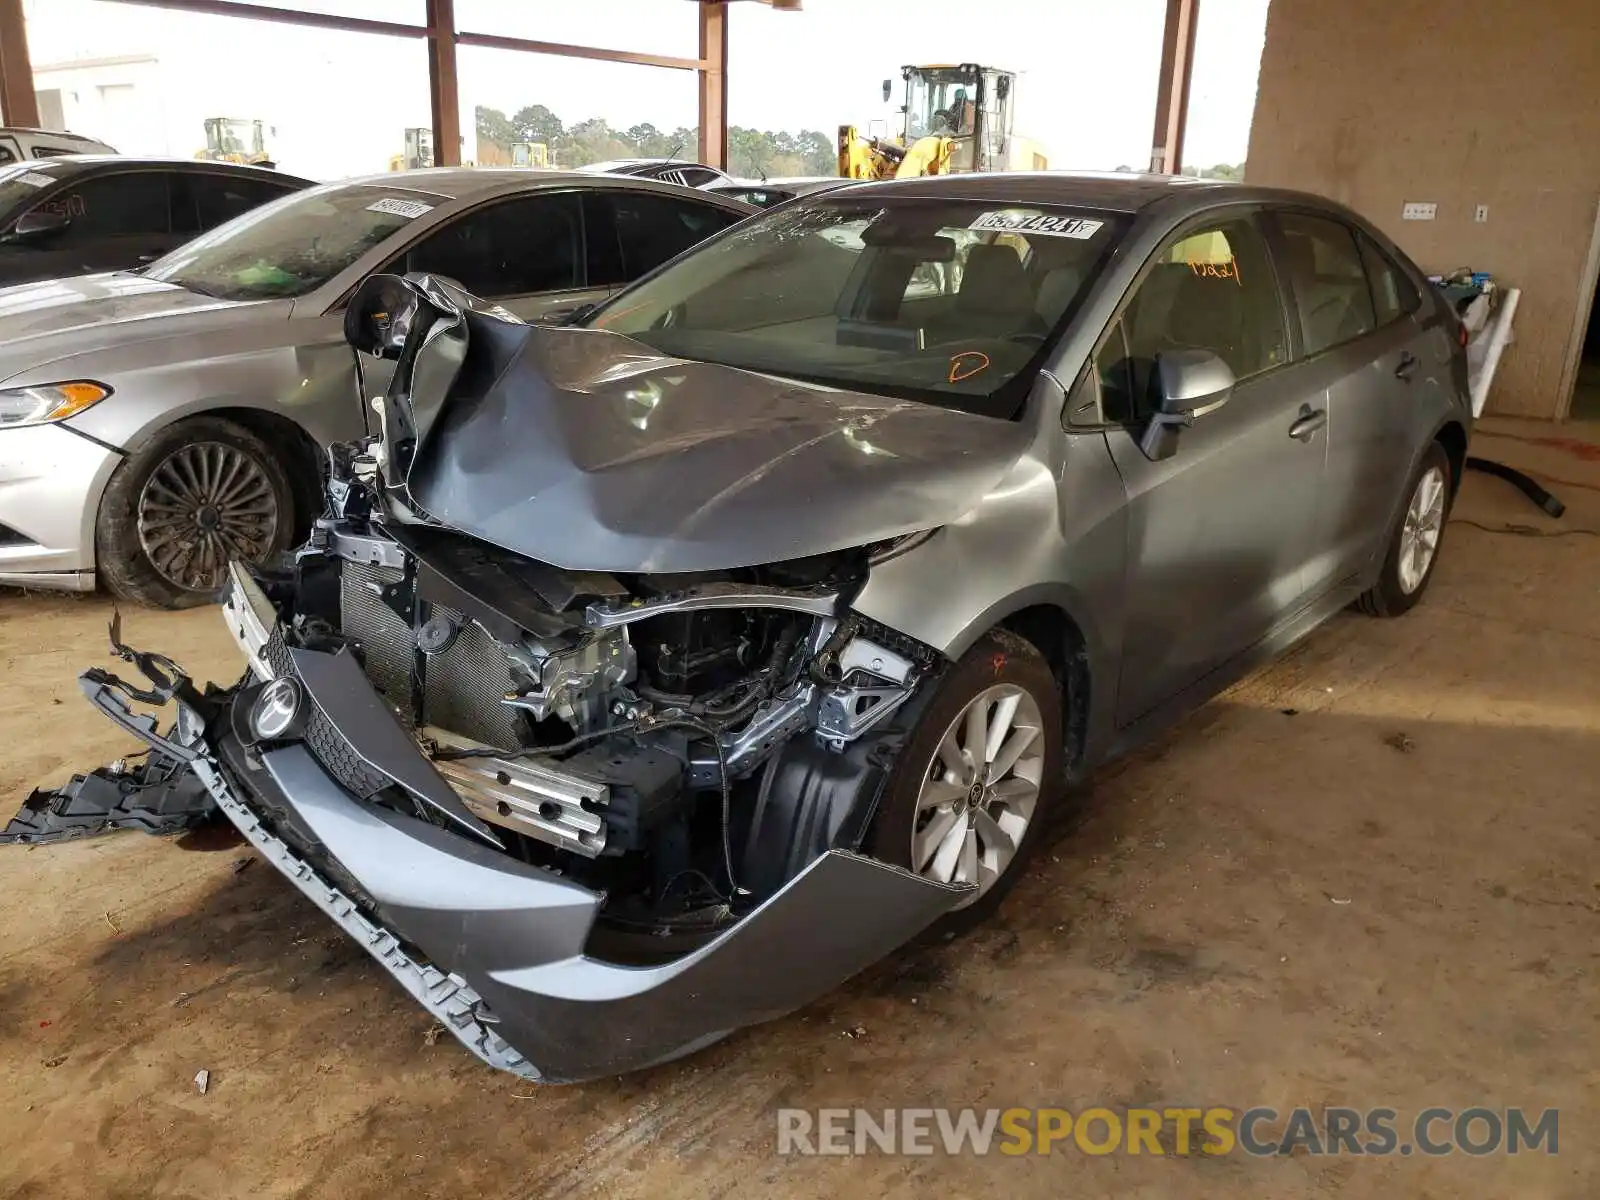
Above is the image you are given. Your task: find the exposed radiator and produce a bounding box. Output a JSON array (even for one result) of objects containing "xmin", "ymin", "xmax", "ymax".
[
  {"xmin": 339, "ymin": 559, "xmax": 522, "ymax": 750},
  {"xmin": 338, "ymin": 562, "xmax": 412, "ymax": 709},
  {"xmin": 423, "ymin": 617, "xmax": 522, "ymax": 750}
]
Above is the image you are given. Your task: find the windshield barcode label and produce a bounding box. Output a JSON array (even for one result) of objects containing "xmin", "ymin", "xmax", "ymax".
[
  {"xmin": 969, "ymin": 211, "xmax": 1104, "ymax": 239},
  {"xmin": 17, "ymin": 172, "xmax": 52, "ymax": 188},
  {"xmin": 367, "ymin": 198, "xmax": 434, "ymax": 219}
]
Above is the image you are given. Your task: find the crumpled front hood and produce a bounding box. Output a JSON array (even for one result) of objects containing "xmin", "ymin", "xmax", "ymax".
[
  {"xmin": 0, "ymin": 273, "xmax": 262, "ymax": 383},
  {"xmin": 406, "ymin": 325, "xmax": 1032, "ymax": 573}
]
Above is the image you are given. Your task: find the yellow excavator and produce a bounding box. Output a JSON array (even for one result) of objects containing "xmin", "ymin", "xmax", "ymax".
[
  {"xmin": 839, "ymin": 63, "xmax": 1047, "ymax": 180},
  {"xmin": 198, "ymin": 117, "xmax": 273, "ymax": 166}
]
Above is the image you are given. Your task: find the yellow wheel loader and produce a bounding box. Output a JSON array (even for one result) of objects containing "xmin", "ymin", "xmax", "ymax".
[
  {"xmin": 838, "ymin": 63, "xmax": 1047, "ymax": 180},
  {"xmin": 197, "ymin": 117, "xmax": 273, "ymax": 167}
]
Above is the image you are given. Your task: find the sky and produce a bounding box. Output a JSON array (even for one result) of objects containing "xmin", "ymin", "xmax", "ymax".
[{"xmin": 23, "ymin": 0, "xmax": 1271, "ymax": 178}]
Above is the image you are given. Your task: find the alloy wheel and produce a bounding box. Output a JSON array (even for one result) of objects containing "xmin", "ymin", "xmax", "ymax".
[
  {"xmin": 135, "ymin": 441, "xmax": 281, "ymax": 592},
  {"xmin": 1397, "ymin": 464, "xmax": 1446, "ymax": 594},
  {"xmin": 911, "ymin": 683, "xmax": 1045, "ymax": 908}
]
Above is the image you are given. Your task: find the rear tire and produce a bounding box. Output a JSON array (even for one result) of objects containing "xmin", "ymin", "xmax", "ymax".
[
  {"xmin": 96, "ymin": 416, "xmax": 294, "ymax": 610},
  {"xmin": 866, "ymin": 630, "xmax": 1063, "ymax": 936},
  {"xmin": 1357, "ymin": 441, "xmax": 1453, "ymax": 618}
]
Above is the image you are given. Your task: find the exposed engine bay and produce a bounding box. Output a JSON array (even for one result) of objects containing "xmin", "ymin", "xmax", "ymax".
[{"xmin": 227, "ymin": 437, "xmax": 941, "ymax": 947}]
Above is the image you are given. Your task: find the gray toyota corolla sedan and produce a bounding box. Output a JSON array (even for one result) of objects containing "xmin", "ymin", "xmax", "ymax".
[
  {"xmin": 9, "ymin": 173, "xmax": 1469, "ymax": 1082},
  {"xmin": 0, "ymin": 169, "xmax": 751, "ymax": 606}
]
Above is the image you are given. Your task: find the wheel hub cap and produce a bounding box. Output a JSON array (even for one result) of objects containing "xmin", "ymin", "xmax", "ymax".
[
  {"xmin": 911, "ymin": 683, "xmax": 1045, "ymax": 908},
  {"xmin": 1397, "ymin": 465, "xmax": 1446, "ymax": 595},
  {"xmin": 135, "ymin": 441, "xmax": 279, "ymax": 593}
]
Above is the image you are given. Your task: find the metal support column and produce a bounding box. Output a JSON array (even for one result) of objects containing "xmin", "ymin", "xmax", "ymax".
[
  {"xmin": 0, "ymin": 0, "xmax": 39, "ymax": 128},
  {"xmin": 697, "ymin": 0, "xmax": 728, "ymax": 170},
  {"xmin": 426, "ymin": 0, "xmax": 461, "ymax": 166},
  {"xmin": 1150, "ymin": 0, "xmax": 1198, "ymax": 175}
]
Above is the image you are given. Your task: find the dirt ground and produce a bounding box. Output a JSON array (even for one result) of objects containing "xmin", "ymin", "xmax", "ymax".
[{"xmin": 1, "ymin": 417, "xmax": 1597, "ymax": 1200}]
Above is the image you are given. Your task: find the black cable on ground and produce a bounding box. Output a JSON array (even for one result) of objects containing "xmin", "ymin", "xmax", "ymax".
[{"xmin": 1451, "ymin": 518, "xmax": 1600, "ymax": 538}]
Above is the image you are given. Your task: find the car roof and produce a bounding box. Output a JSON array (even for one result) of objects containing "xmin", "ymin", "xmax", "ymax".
[
  {"xmin": 825, "ymin": 171, "xmax": 1362, "ymax": 221},
  {"xmin": 835, "ymin": 171, "xmax": 1240, "ymax": 212},
  {"xmin": 581, "ymin": 158, "xmax": 710, "ymax": 170},
  {"xmin": 0, "ymin": 154, "xmax": 310, "ymax": 181},
  {"xmin": 336, "ymin": 167, "xmax": 757, "ymax": 209},
  {"xmin": 0, "ymin": 127, "xmax": 109, "ymax": 142}
]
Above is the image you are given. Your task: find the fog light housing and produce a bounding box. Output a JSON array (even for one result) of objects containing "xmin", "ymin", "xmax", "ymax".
[{"xmin": 248, "ymin": 677, "xmax": 304, "ymax": 742}]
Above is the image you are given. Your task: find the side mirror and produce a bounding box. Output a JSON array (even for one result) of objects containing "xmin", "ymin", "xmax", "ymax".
[
  {"xmin": 1138, "ymin": 350, "xmax": 1235, "ymax": 461},
  {"xmin": 882, "ymin": 79, "xmax": 893, "ymax": 102},
  {"xmin": 344, "ymin": 272, "xmax": 415, "ymax": 360},
  {"xmin": 1155, "ymin": 348, "xmax": 1235, "ymax": 416},
  {"xmin": 8, "ymin": 208, "xmax": 69, "ymax": 242},
  {"xmin": 996, "ymin": 75, "xmax": 1011, "ymax": 101}
]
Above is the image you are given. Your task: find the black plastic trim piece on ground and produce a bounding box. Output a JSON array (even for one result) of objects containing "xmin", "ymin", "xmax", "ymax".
[{"xmin": 0, "ymin": 754, "xmax": 217, "ymax": 846}]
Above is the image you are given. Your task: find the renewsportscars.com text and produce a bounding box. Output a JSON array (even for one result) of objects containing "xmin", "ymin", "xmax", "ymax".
[{"xmin": 776, "ymin": 1106, "xmax": 1558, "ymax": 1158}]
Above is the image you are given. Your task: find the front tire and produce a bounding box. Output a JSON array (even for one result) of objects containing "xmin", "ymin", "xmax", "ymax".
[
  {"xmin": 866, "ymin": 630, "xmax": 1063, "ymax": 934},
  {"xmin": 96, "ymin": 416, "xmax": 294, "ymax": 610},
  {"xmin": 1357, "ymin": 441, "xmax": 1452, "ymax": 618}
]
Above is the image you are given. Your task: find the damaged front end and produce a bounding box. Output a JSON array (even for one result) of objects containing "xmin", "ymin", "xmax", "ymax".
[{"xmin": 9, "ymin": 274, "xmax": 974, "ymax": 1082}]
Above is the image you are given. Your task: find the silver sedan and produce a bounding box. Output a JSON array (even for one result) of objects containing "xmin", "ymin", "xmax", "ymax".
[{"xmin": 0, "ymin": 169, "xmax": 752, "ymax": 606}]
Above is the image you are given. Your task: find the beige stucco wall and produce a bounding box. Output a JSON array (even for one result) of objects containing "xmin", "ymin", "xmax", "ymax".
[{"xmin": 1246, "ymin": 0, "xmax": 1600, "ymax": 419}]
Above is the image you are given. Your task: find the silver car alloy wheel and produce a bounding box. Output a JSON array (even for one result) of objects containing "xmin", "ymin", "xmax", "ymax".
[
  {"xmin": 135, "ymin": 441, "xmax": 280, "ymax": 592},
  {"xmin": 1397, "ymin": 464, "xmax": 1446, "ymax": 595},
  {"xmin": 911, "ymin": 683, "xmax": 1045, "ymax": 908}
]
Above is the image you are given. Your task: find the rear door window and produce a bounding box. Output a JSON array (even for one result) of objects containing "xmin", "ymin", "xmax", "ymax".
[
  {"xmin": 1273, "ymin": 211, "xmax": 1378, "ymax": 355},
  {"xmin": 1355, "ymin": 230, "xmax": 1420, "ymax": 327},
  {"xmin": 183, "ymin": 173, "xmax": 300, "ymax": 232},
  {"xmin": 594, "ymin": 190, "xmax": 743, "ymax": 283},
  {"xmin": 401, "ymin": 191, "xmax": 582, "ymax": 297}
]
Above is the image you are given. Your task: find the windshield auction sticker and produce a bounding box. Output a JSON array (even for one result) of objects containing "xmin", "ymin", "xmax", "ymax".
[
  {"xmin": 366, "ymin": 197, "xmax": 435, "ymax": 219},
  {"xmin": 970, "ymin": 211, "xmax": 1104, "ymax": 239},
  {"xmin": 17, "ymin": 172, "xmax": 53, "ymax": 188}
]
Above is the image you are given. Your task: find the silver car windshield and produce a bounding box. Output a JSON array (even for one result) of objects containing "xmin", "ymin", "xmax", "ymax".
[
  {"xmin": 589, "ymin": 196, "xmax": 1122, "ymax": 413},
  {"xmin": 143, "ymin": 183, "xmax": 444, "ymax": 301}
]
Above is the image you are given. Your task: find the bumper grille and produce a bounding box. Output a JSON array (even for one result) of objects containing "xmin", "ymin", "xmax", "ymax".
[{"xmin": 265, "ymin": 627, "xmax": 390, "ymax": 800}]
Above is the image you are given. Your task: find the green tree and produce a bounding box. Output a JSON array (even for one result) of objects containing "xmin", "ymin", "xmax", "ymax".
[
  {"xmin": 475, "ymin": 106, "xmax": 516, "ymax": 147},
  {"xmin": 511, "ymin": 104, "xmax": 564, "ymax": 146}
]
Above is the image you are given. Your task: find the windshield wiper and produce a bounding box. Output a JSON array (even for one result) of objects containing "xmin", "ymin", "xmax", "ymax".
[{"xmin": 171, "ymin": 279, "xmax": 228, "ymax": 300}]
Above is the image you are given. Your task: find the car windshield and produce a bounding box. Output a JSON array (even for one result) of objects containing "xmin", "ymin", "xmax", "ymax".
[
  {"xmin": 143, "ymin": 182, "xmax": 445, "ymax": 301},
  {"xmin": 587, "ymin": 196, "xmax": 1123, "ymax": 415},
  {"xmin": 0, "ymin": 161, "xmax": 66, "ymax": 219}
]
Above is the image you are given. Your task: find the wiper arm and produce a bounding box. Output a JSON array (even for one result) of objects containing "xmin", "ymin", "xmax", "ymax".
[{"xmin": 172, "ymin": 279, "xmax": 225, "ymax": 300}]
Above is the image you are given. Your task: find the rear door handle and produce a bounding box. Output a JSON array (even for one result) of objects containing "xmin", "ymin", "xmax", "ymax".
[
  {"xmin": 1395, "ymin": 350, "xmax": 1418, "ymax": 381},
  {"xmin": 1288, "ymin": 406, "xmax": 1327, "ymax": 441}
]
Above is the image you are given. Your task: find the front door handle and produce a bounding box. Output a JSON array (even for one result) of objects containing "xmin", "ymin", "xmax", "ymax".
[
  {"xmin": 1395, "ymin": 350, "xmax": 1418, "ymax": 381},
  {"xmin": 1288, "ymin": 406, "xmax": 1327, "ymax": 442}
]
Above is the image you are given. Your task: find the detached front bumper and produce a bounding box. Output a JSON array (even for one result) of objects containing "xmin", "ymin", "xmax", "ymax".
[{"xmin": 75, "ymin": 575, "xmax": 968, "ymax": 1083}]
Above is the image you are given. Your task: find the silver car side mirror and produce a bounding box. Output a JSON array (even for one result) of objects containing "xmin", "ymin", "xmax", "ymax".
[
  {"xmin": 1156, "ymin": 348, "xmax": 1235, "ymax": 416},
  {"xmin": 1139, "ymin": 349, "xmax": 1235, "ymax": 461}
]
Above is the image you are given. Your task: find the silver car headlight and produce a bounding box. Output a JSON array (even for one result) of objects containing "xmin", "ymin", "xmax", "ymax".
[{"xmin": 0, "ymin": 381, "xmax": 112, "ymax": 428}]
